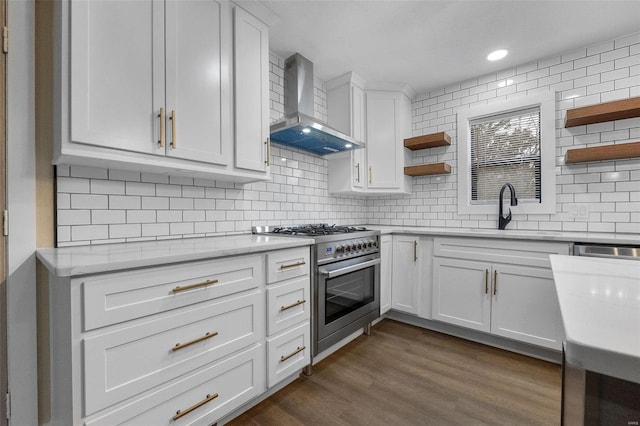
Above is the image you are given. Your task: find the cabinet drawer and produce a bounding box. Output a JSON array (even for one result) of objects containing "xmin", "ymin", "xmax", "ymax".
[
  {"xmin": 434, "ymin": 237, "xmax": 570, "ymax": 268},
  {"xmin": 82, "ymin": 254, "xmax": 263, "ymax": 330},
  {"xmin": 83, "ymin": 290, "xmax": 263, "ymax": 416},
  {"xmin": 266, "ymin": 321, "xmax": 310, "ymax": 388},
  {"xmin": 267, "ymin": 276, "xmax": 310, "ymax": 335},
  {"xmin": 86, "ymin": 344, "xmax": 264, "ymax": 426},
  {"xmin": 266, "ymin": 247, "xmax": 310, "ymax": 284}
]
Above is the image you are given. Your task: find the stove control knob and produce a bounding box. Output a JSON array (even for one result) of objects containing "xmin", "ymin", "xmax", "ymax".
[
  {"xmin": 350, "ymin": 244, "xmax": 357, "ymax": 252},
  {"xmin": 357, "ymin": 243, "xmax": 363, "ymax": 250},
  {"xmin": 336, "ymin": 245, "xmax": 344, "ymax": 254},
  {"xmin": 372, "ymin": 241, "xmax": 378, "ymax": 248},
  {"xmin": 367, "ymin": 241, "xmax": 373, "ymax": 248},
  {"xmin": 345, "ymin": 245, "xmax": 351, "ymax": 252}
]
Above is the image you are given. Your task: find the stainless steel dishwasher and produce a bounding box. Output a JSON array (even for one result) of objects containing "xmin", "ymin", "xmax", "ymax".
[{"xmin": 573, "ymin": 243, "xmax": 640, "ymax": 260}]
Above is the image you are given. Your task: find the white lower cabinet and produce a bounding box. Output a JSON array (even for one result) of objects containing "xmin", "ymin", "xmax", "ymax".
[
  {"xmin": 379, "ymin": 235, "xmax": 392, "ymax": 315},
  {"xmin": 265, "ymin": 247, "xmax": 311, "ymax": 388},
  {"xmin": 46, "ymin": 246, "xmax": 311, "ymax": 426},
  {"xmin": 432, "ymin": 237, "xmax": 569, "ymax": 350},
  {"xmin": 266, "ymin": 321, "xmax": 311, "ymax": 387},
  {"xmin": 390, "ymin": 235, "xmax": 433, "ymax": 318}
]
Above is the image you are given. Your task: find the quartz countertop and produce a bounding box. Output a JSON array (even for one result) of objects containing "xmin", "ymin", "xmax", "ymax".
[
  {"xmin": 549, "ymin": 255, "xmax": 640, "ymax": 384},
  {"xmin": 37, "ymin": 234, "xmax": 314, "ymax": 277},
  {"xmin": 364, "ymin": 225, "xmax": 640, "ymax": 245}
]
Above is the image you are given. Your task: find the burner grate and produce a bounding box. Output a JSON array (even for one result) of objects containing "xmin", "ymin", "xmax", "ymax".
[{"xmin": 271, "ymin": 224, "xmax": 367, "ymax": 236}]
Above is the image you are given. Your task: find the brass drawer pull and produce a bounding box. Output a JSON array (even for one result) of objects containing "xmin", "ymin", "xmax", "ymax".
[
  {"xmin": 485, "ymin": 269, "xmax": 489, "ymax": 294},
  {"xmin": 158, "ymin": 107, "xmax": 165, "ymax": 147},
  {"xmin": 280, "ymin": 300, "xmax": 306, "ymax": 312},
  {"xmin": 265, "ymin": 138, "xmax": 271, "ymax": 165},
  {"xmin": 172, "ymin": 279, "xmax": 219, "ymax": 293},
  {"xmin": 369, "ymin": 166, "xmax": 372, "ymax": 184},
  {"xmin": 170, "ymin": 109, "xmax": 177, "ymax": 149},
  {"xmin": 355, "ymin": 163, "xmax": 360, "ymax": 182},
  {"xmin": 494, "ymin": 270, "xmax": 498, "ymax": 295},
  {"xmin": 413, "ymin": 241, "xmax": 417, "ymax": 262},
  {"xmin": 279, "ymin": 261, "xmax": 306, "ymax": 270},
  {"xmin": 172, "ymin": 392, "xmax": 219, "ymax": 421},
  {"xmin": 172, "ymin": 331, "xmax": 218, "ymax": 352},
  {"xmin": 280, "ymin": 345, "xmax": 305, "ymax": 362}
]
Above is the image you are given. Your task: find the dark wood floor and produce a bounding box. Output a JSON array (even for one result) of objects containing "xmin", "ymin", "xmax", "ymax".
[{"xmin": 229, "ymin": 319, "xmax": 562, "ymax": 425}]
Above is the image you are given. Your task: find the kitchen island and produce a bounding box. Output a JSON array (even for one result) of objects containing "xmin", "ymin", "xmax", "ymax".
[{"xmin": 550, "ymin": 255, "xmax": 640, "ymax": 425}]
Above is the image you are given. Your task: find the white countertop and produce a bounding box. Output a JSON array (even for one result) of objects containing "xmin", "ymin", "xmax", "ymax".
[
  {"xmin": 550, "ymin": 255, "xmax": 640, "ymax": 383},
  {"xmin": 37, "ymin": 234, "xmax": 314, "ymax": 277},
  {"xmin": 365, "ymin": 225, "xmax": 640, "ymax": 245}
]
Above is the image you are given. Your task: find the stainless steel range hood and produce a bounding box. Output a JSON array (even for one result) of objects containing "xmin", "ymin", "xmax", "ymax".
[{"xmin": 269, "ymin": 53, "xmax": 363, "ymax": 155}]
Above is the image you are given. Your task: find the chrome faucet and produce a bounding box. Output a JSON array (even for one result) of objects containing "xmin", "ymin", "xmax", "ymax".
[{"xmin": 498, "ymin": 183, "xmax": 518, "ymax": 230}]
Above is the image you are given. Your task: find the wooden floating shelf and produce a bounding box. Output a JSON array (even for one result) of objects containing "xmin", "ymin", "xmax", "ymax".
[
  {"xmin": 404, "ymin": 162, "xmax": 451, "ymax": 176},
  {"xmin": 404, "ymin": 131, "xmax": 451, "ymax": 150},
  {"xmin": 565, "ymin": 96, "xmax": 640, "ymax": 128},
  {"xmin": 565, "ymin": 141, "xmax": 640, "ymax": 164}
]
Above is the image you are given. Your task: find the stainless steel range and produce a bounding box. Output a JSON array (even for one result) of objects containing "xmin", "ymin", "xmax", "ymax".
[{"xmin": 253, "ymin": 224, "xmax": 380, "ymax": 361}]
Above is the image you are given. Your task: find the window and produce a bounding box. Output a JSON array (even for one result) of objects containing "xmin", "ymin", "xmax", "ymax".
[{"xmin": 457, "ymin": 92, "xmax": 555, "ymax": 215}]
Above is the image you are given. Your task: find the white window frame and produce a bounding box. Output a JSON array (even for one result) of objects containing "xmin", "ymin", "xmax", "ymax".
[{"xmin": 457, "ymin": 91, "xmax": 556, "ymax": 215}]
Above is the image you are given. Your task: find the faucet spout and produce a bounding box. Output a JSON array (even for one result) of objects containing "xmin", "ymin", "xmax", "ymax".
[{"xmin": 498, "ymin": 183, "xmax": 518, "ymax": 230}]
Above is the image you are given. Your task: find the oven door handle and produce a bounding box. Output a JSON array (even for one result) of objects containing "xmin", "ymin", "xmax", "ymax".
[{"xmin": 318, "ymin": 258, "xmax": 381, "ymax": 279}]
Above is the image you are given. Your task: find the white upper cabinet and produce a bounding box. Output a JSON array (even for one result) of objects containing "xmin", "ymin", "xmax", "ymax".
[
  {"xmin": 326, "ymin": 75, "xmax": 412, "ymax": 195},
  {"xmin": 365, "ymin": 89, "xmax": 411, "ymax": 193},
  {"xmin": 233, "ymin": 5, "xmax": 270, "ymax": 173},
  {"xmin": 165, "ymin": 0, "xmax": 231, "ymax": 165},
  {"xmin": 70, "ymin": 0, "xmax": 163, "ymax": 155},
  {"xmin": 57, "ymin": 0, "xmax": 269, "ymax": 183}
]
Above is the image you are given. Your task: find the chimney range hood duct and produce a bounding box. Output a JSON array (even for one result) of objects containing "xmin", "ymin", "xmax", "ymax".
[{"xmin": 269, "ymin": 53, "xmax": 363, "ymax": 156}]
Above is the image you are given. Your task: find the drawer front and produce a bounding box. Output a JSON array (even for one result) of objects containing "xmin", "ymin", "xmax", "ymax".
[
  {"xmin": 84, "ymin": 290, "xmax": 263, "ymax": 416},
  {"xmin": 267, "ymin": 276, "xmax": 310, "ymax": 336},
  {"xmin": 266, "ymin": 321, "xmax": 310, "ymax": 388},
  {"xmin": 86, "ymin": 344, "xmax": 265, "ymax": 426},
  {"xmin": 82, "ymin": 254, "xmax": 263, "ymax": 330},
  {"xmin": 266, "ymin": 247, "xmax": 310, "ymax": 284},
  {"xmin": 434, "ymin": 237, "xmax": 570, "ymax": 268}
]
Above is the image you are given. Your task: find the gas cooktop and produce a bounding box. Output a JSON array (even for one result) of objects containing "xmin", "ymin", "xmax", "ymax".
[{"xmin": 253, "ymin": 224, "xmax": 369, "ymax": 237}]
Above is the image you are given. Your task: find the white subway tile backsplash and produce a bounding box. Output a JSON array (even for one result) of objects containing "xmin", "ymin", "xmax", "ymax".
[{"xmin": 56, "ymin": 34, "xmax": 639, "ymax": 246}]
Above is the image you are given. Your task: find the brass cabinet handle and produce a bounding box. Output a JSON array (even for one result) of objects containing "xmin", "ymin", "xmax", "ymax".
[
  {"xmin": 172, "ymin": 279, "xmax": 219, "ymax": 293},
  {"xmin": 413, "ymin": 241, "xmax": 417, "ymax": 262},
  {"xmin": 170, "ymin": 110, "xmax": 176, "ymax": 149},
  {"xmin": 369, "ymin": 166, "xmax": 372, "ymax": 184},
  {"xmin": 494, "ymin": 270, "xmax": 497, "ymax": 295},
  {"xmin": 280, "ymin": 345, "xmax": 305, "ymax": 362},
  {"xmin": 265, "ymin": 138, "xmax": 271, "ymax": 165},
  {"xmin": 279, "ymin": 261, "xmax": 306, "ymax": 270},
  {"xmin": 158, "ymin": 107, "xmax": 165, "ymax": 147},
  {"xmin": 355, "ymin": 163, "xmax": 360, "ymax": 182},
  {"xmin": 485, "ymin": 269, "xmax": 489, "ymax": 294},
  {"xmin": 280, "ymin": 300, "xmax": 306, "ymax": 312},
  {"xmin": 172, "ymin": 393, "xmax": 219, "ymax": 421},
  {"xmin": 172, "ymin": 331, "xmax": 218, "ymax": 352}
]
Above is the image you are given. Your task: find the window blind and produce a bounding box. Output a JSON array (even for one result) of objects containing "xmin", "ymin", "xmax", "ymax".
[{"xmin": 470, "ymin": 107, "xmax": 541, "ymax": 204}]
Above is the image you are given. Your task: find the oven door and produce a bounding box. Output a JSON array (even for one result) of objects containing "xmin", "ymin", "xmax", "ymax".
[{"xmin": 316, "ymin": 253, "xmax": 380, "ymax": 343}]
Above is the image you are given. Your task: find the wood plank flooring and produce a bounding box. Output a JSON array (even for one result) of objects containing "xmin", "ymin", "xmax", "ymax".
[{"xmin": 228, "ymin": 319, "xmax": 562, "ymax": 425}]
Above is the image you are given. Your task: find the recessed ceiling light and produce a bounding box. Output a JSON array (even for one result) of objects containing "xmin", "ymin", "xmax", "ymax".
[
  {"xmin": 344, "ymin": 143, "xmax": 352, "ymax": 148},
  {"xmin": 302, "ymin": 128, "xmax": 311, "ymax": 134},
  {"xmin": 497, "ymin": 79, "xmax": 513, "ymax": 88},
  {"xmin": 487, "ymin": 49, "xmax": 508, "ymax": 61}
]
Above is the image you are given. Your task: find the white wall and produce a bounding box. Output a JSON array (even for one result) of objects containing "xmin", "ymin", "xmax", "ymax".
[
  {"xmin": 6, "ymin": 0, "xmax": 38, "ymax": 424},
  {"xmin": 55, "ymin": 33, "xmax": 640, "ymax": 246},
  {"xmin": 55, "ymin": 53, "xmax": 368, "ymax": 246},
  {"xmin": 368, "ymin": 32, "xmax": 640, "ymax": 233}
]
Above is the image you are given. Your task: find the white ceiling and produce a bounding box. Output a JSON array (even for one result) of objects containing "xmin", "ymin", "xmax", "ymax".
[{"xmin": 254, "ymin": 0, "xmax": 640, "ymax": 95}]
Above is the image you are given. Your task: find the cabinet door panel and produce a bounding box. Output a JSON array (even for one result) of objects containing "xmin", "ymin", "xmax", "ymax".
[
  {"xmin": 380, "ymin": 235, "xmax": 392, "ymax": 314},
  {"xmin": 366, "ymin": 92, "xmax": 399, "ymax": 188},
  {"xmin": 234, "ymin": 6, "xmax": 269, "ymax": 172},
  {"xmin": 165, "ymin": 0, "xmax": 231, "ymax": 164},
  {"xmin": 391, "ymin": 236, "xmax": 420, "ymax": 314},
  {"xmin": 71, "ymin": 0, "xmax": 163, "ymax": 154},
  {"xmin": 432, "ymin": 258, "xmax": 491, "ymax": 332},
  {"xmin": 491, "ymin": 265, "xmax": 562, "ymax": 350}
]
